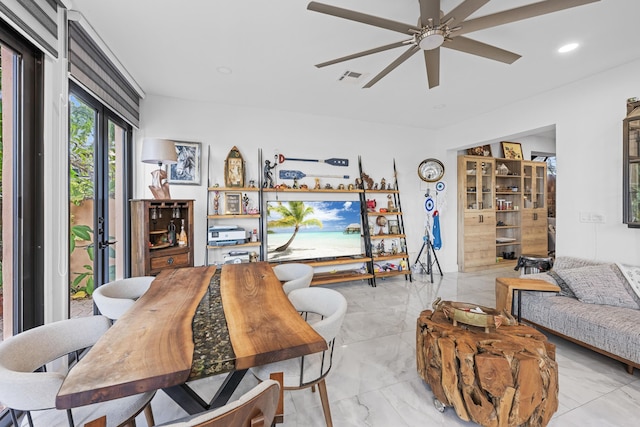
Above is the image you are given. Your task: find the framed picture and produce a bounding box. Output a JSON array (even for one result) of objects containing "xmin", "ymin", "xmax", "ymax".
[
  {"xmin": 501, "ymin": 141, "xmax": 523, "ymax": 160},
  {"xmin": 225, "ymin": 146, "xmax": 245, "ymax": 188},
  {"xmin": 388, "ymin": 219, "xmax": 399, "ymax": 235},
  {"xmin": 466, "ymin": 145, "xmax": 492, "ymax": 157},
  {"xmin": 168, "ymin": 141, "xmax": 201, "ymax": 185},
  {"xmin": 224, "ymin": 192, "xmax": 242, "ymax": 215}
]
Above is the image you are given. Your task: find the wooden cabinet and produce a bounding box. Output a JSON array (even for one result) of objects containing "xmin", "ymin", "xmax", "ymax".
[
  {"xmin": 457, "ymin": 155, "xmax": 548, "ymax": 272},
  {"xmin": 459, "ymin": 211, "xmax": 496, "ymax": 270},
  {"xmin": 130, "ymin": 199, "xmax": 194, "ymax": 276},
  {"xmin": 521, "ymin": 161, "xmax": 548, "ymax": 255}
]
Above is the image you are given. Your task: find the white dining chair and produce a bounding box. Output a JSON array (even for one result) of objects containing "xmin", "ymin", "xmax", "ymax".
[
  {"xmin": 156, "ymin": 378, "xmax": 282, "ymax": 427},
  {"xmin": 92, "ymin": 276, "xmax": 155, "ymax": 320},
  {"xmin": 250, "ymin": 287, "xmax": 347, "ymax": 427},
  {"xmin": 0, "ymin": 315, "xmax": 155, "ymax": 427},
  {"xmin": 272, "ymin": 263, "xmax": 314, "ymax": 295}
]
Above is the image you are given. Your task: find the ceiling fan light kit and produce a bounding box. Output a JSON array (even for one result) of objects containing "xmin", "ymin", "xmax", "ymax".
[{"xmin": 307, "ymin": 0, "xmax": 601, "ymax": 89}]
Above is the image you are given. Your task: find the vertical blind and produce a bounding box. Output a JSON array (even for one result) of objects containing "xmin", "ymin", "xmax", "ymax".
[
  {"xmin": 0, "ymin": 0, "xmax": 59, "ymax": 58},
  {"xmin": 68, "ymin": 20, "xmax": 141, "ymax": 128}
]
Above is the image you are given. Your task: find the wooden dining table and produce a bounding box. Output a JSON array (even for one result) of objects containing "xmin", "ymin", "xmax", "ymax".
[{"xmin": 56, "ymin": 262, "xmax": 327, "ymax": 414}]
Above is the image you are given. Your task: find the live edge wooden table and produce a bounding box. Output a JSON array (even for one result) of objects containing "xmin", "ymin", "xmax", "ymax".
[{"xmin": 56, "ymin": 263, "xmax": 327, "ymax": 415}]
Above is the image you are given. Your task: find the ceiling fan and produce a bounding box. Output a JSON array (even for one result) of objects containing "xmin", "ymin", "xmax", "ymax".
[{"xmin": 307, "ymin": 0, "xmax": 600, "ymax": 89}]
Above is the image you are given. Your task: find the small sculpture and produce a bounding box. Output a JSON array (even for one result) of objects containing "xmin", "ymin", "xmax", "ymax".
[
  {"xmin": 314, "ymin": 178, "xmax": 321, "ymax": 190},
  {"xmin": 380, "ymin": 178, "xmax": 386, "ymax": 190},
  {"xmin": 337, "ymin": 183, "xmax": 345, "ymax": 190},
  {"xmin": 263, "ymin": 160, "xmax": 277, "ymax": 188},
  {"xmin": 213, "ymin": 190, "xmax": 220, "ymax": 215},
  {"xmin": 242, "ymin": 193, "xmax": 250, "ymax": 214},
  {"xmin": 292, "ymin": 178, "xmax": 299, "ymax": 189},
  {"xmin": 149, "ymin": 169, "xmax": 171, "ymax": 199},
  {"xmin": 387, "ymin": 194, "xmax": 395, "ymax": 211}
]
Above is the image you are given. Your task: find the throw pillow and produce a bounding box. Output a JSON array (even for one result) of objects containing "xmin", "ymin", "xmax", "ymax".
[
  {"xmin": 557, "ymin": 264, "xmax": 640, "ymax": 309},
  {"xmin": 546, "ymin": 270, "xmax": 576, "ymax": 298}
]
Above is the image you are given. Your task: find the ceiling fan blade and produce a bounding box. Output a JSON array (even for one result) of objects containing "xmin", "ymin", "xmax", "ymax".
[
  {"xmin": 418, "ymin": 0, "xmax": 440, "ymax": 26},
  {"xmin": 444, "ymin": 36, "xmax": 521, "ymax": 64},
  {"xmin": 424, "ymin": 48, "xmax": 440, "ymax": 89},
  {"xmin": 307, "ymin": 1, "xmax": 419, "ymax": 35},
  {"xmin": 441, "ymin": 0, "xmax": 489, "ymax": 26},
  {"xmin": 458, "ymin": 0, "xmax": 600, "ymax": 35},
  {"xmin": 315, "ymin": 40, "xmax": 411, "ymax": 68},
  {"xmin": 363, "ymin": 45, "xmax": 420, "ymax": 88}
]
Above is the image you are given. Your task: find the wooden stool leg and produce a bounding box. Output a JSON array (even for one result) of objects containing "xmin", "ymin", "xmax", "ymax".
[
  {"xmin": 144, "ymin": 404, "xmax": 155, "ymax": 426},
  {"xmin": 317, "ymin": 379, "xmax": 333, "ymax": 427}
]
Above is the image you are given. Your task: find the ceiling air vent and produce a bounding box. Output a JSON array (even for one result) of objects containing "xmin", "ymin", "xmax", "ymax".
[{"xmin": 338, "ymin": 70, "xmax": 367, "ymax": 84}]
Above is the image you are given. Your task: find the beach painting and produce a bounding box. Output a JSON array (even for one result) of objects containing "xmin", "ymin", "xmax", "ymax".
[{"xmin": 267, "ymin": 200, "xmax": 363, "ymax": 262}]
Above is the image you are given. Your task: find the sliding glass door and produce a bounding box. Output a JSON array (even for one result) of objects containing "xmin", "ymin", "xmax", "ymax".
[
  {"xmin": 0, "ymin": 21, "xmax": 44, "ymax": 341},
  {"xmin": 69, "ymin": 82, "xmax": 131, "ymax": 308}
]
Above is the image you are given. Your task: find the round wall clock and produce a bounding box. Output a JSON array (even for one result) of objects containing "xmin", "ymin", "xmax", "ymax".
[{"xmin": 418, "ymin": 158, "xmax": 445, "ymax": 182}]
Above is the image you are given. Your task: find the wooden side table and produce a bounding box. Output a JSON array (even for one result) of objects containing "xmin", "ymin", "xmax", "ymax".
[
  {"xmin": 495, "ymin": 277, "xmax": 560, "ymax": 321},
  {"xmin": 417, "ymin": 309, "xmax": 558, "ymax": 427}
]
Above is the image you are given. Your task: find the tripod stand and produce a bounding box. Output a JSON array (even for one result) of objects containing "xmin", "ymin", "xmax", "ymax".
[{"xmin": 413, "ymin": 229, "xmax": 443, "ymax": 283}]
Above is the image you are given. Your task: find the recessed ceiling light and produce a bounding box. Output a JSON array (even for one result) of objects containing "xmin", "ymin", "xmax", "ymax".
[
  {"xmin": 558, "ymin": 43, "xmax": 579, "ymax": 53},
  {"xmin": 217, "ymin": 66, "xmax": 232, "ymax": 74}
]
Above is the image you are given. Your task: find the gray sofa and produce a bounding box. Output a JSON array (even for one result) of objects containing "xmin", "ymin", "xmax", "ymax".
[{"xmin": 517, "ymin": 256, "xmax": 640, "ymax": 374}]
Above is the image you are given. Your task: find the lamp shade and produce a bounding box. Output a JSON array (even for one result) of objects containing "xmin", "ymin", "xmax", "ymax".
[{"xmin": 141, "ymin": 138, "xmax": 178, "ymax": 165}]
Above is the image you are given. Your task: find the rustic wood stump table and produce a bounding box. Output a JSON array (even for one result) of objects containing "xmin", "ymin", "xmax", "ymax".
[{"xmin": 416, "ymin": 308, "xmax": 558, "ymax": 427}]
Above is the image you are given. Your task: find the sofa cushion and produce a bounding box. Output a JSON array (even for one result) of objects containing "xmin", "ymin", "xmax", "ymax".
[
  {"xmin": 557, "ymin": 264, "xmax": 639, "ymax": 309},
  {"xmin": 546, "ymin": 270, "xmax": 576, "ymax": 298}
]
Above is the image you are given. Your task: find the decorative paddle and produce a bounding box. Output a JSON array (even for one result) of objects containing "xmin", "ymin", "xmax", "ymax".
[
  {"xmin": 279, "ymin": 170, "xmax": 350, "ymax": 180},
  {"xmin": 278, "ymin": 154, "xmax": 349, "ymax": 166}
]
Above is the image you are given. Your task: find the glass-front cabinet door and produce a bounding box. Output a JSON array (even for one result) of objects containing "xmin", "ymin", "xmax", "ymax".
[
  {"xmin": 624, "ymin": 100, "xmax": 640, "ymax": 228},
  {"xmin": 459, "ymin": 157, "xmax": 495, "ymax": 211}
]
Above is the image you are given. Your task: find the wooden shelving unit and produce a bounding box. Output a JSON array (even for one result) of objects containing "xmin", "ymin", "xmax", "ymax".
[{"xmin": 458, "ymin": 154, "xmax": 547, "ymax": 272}]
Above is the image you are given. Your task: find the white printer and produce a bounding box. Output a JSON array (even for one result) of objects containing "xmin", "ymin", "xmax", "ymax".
[{"xmin": 208, "ymin": 225, "xmax": 247, "ymax": 246}]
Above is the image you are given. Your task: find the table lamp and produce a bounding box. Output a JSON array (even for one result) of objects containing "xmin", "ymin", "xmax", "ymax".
[{"xmin": 141, "ymin": 138, "xmax": 177, "ymax": 199}]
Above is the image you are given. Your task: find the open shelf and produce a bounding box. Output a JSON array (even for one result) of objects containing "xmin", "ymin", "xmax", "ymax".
[{"xmin": 311, "ymin": 270, "xmax": 374, "ymax": 286}]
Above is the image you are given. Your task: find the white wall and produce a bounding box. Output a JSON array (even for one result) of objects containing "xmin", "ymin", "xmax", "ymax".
[
  {"xmin": 136, "ymin": 97, "xmax": 456, "ymax": 270},
  {"xmin": 139, "ymin": 58, "xmax": 640, "ymax": 271},
  {"xmin": 437, "ymin": 58, "xmax": 640, "ymax": 265}
]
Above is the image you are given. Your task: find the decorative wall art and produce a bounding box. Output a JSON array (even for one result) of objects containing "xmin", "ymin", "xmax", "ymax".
[
  {"xmin": 168, "ymin": 141, "xmax": 201, "ymax": 185},
  {"xmin": 466, "ymin": 145, "xmax": 492, "ymax": 157},
  {"xmin": 225, "ymin": 146, "xmax": 245, "ymax": 187},
  {"xmin": 501, "ymin": 141, "xmax": 523, "ymax": 160}
]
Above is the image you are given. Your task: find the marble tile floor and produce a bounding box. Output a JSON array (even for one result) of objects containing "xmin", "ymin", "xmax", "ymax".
[{"xmin": 133, "ymin": 267, "xmax": 637, "ymax": 426}]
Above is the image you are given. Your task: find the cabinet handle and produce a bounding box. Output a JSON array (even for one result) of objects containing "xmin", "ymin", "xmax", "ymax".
[
  {"xmin": 533, "ymin": 213, "xmax": 538, "ymax": 221},
  {"xmin": 167, "ymin": 257, "xmax": 174, "ymax": 265},
  {"xmin": 479, "ymin": 215, "xmax": 483, "ymax": 223}
]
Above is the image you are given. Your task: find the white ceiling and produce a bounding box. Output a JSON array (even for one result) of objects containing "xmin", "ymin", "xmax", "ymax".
[{"xmin": 69, "ymin": 0, "xmax": 640, "ymax": 130}]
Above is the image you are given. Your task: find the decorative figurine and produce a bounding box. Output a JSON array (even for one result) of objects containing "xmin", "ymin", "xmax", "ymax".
[
  {"xmin": 263, "ymin": 160, "xmax": 277, "ymax": 188},
  {"xmin": 293, "ymin": 178, "xmax": 299, "ymax": 189},
  {"xmin": 355, "ymin": 178, "xmax": 362, "ymax": 189},
  {"xmin": 387, "ymin": 194, "xmax": 395, "ymax": 211},
  {"xmin": 348, "ymin": 183, "xmax": 355, "ymax": 190},
  {"xmin": 249, "ymin": 179, "xmax": 256, "ymax": 188},
  {"xmin": 380, "ymin": 177, "xmax": 386, "ymax": 190},
  {"xmin": 373, "ymin": 183, "xmax": 379, "ymax": 190},
  {"xmin": 338, "ymin": 183, "xmax": 345, "ymax": 190},
  {"xmin": 242, "ymin": 193, "xmax": 250, "ymax": 214},
  {"xmin": 213, "ymin": 190, "xmax": 220, "ymax": 215},
  {"xmin": 366, "ymin": 199, "xmax": 376, "ymax": 212},
  {"xmin": 324, "ymin": 183, "xmax": 333, "ymax": 189},
  {"xmin": 314, "ymin": 178, "xmax": 321, "ymax": 190}
]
